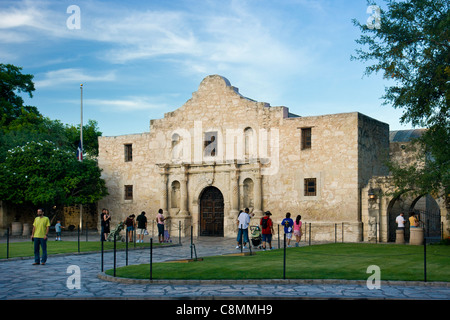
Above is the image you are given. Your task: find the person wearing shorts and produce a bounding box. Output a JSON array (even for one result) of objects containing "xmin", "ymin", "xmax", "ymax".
[
  {"xmin": 293, "ymin": 215, "xmax": 302, "ymax": 247},
  {"xmin": 136, "ymin": 211, "xmax": 147, "ymax": 243},
  {"xmin": 156, "ymin": 209, "xmax": 165, "ymax": 243},
  {"xmin": 124, "ymin": 214, "xmax": 136, "ymax": 242},
  {"xmin": 260, "ymin": 211, "xmax": 274, "ymax": 250},
  {"xmin": 281, "ymin": 212, "xmax": 294, "ymax": 247}
]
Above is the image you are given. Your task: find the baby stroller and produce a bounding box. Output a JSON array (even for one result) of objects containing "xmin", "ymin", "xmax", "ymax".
[
  {"xmin": 107, "ymin": 222, "xmax": 125, "ymax": 242},
  {"xmin": 164, "ymin": 229, "xmax": 172, "ymax": 243},
  {"xmin": 250, "ymin": 225, "xmax": 262, "ymax": 249}
]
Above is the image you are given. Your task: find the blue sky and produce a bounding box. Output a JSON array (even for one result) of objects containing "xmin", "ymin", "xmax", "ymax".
[{"xmin": 1, "ymin": 0, "xmax": 413, "ymax": 137}]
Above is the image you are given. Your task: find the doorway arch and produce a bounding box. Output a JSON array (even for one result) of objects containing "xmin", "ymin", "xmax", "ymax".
[
  {"xmin": 387, "ymin": 193, "xmax": 441, "ymax": 242},
  {"xmin": 199, "ymin": 186, "xmax": 224, "ymax": 236}
]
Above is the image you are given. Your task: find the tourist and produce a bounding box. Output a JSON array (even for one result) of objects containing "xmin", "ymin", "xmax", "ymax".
[
  {"xmin": 156, "ymin": 209, "xmax": 165, "ymax": 243},
  {"xmin": 293, "ymin": 215, "xmax": 302, "ymax": 247},
  {"xmin": 281, "ymin": 212, "xmax": 294, "ymax": 247},
  {"xmin": 260, "ymin": 211, "xmax": 274, "ymax": 250},
  {"xmin": 31, "ymin": 208, "xmax": 50, "ymax": 265},
  {"xmin": 236, "ymin": 208, "xmax": 253, "ymax": 249},
  {"xmin": 136, "ymin": 211, "xmax": 147, "ymax": 243},
  {"xmin": 101, "ymin": 209, "xmax": 111, "ymax": 241},
  {"xmin": 395, "ymin": 212, "xmax": 406, "ymax": 230},
  {"xmin": 55, "ymin": 220, "xmax": 64, "ymax": 241},
  {"xmin": 124, "ymin": 214, "xmax": 136, "ymax": 242},
  {"xmin": 409, "ymin": 213, "xmax": 419, "ymax": 228}
]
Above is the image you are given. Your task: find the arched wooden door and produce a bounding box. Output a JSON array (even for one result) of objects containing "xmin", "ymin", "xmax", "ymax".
[{"xmin": 200, "ymin": 186, "xmax": 224, "ymax": 236}]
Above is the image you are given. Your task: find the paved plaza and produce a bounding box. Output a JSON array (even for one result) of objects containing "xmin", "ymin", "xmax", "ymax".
[{"xmin": 0, "ymin": 236, "xmax": 449, "ymax": 300}]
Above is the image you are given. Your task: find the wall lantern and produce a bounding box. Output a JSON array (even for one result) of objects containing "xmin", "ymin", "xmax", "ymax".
[{"xmin": 368, "ymin": 188, "xmax": 377, "ymax": 201}]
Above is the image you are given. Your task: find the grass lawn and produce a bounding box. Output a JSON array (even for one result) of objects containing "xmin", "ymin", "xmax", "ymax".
[
  {"xmin": 0, "ymin": 240, "xmax": 163, "ymax": 259},
  {"xmin": 106, "ymin": 243, "xmax": 450, "ymax": 282}
]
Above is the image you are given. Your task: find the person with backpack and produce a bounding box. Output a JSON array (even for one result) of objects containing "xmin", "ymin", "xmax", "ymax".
[
  {"xmin": 281, "ymin": 212, "xmax": 294, "ymax": 247},
  {"xmin": 260, "ymin": 211, "xmax": 274, "ymax": 250}
]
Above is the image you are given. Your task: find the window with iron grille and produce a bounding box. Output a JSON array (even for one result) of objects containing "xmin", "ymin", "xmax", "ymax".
[
  {"xmin": 124, "ymin": 144, "xmax": 133, "ymax": 162},
  {"xmin": 301, "ymin": 128, "xmax": 312, "ymax": 150},
  {"xmin": 304, "ymin": 178, "xmax": 316, "ymax": 196},
  {"xmin": 124, "ymin": 185, "xmax": 133, "ymax": 200}
]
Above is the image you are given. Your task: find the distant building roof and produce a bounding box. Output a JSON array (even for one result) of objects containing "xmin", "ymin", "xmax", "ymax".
[{"xmin": 389, "ymin": 129, "xmax": 426, "ymax": 142}]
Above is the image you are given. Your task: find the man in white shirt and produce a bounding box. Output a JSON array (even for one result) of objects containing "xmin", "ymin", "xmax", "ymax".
[
  {"xmin": 395, "ymin": 212, "xmax": 406, "ymax": 230},
  {"xmin": 236, "ymin": 208, "xmax": 254, "ymax": 249}
]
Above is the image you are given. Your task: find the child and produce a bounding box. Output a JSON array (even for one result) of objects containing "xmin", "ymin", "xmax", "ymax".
[
  {"xmin": 293, "ymin": 215, "xmax": 302, "ymax": 247},
  {"xmin": 55, "ymin": 220, "xmax": 64, "ymax": 241},
  {"xmin": 281, "ymin": 212, "xmax": 294, "ymax": 247}
]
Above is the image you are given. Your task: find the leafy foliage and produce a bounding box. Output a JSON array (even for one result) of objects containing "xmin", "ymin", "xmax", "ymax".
[
  {"xmin": 352, "ymin": 0, "xmax": 449, "ymax": 197},
  {"xmin": 0, "ymin": 63, "xmax": 108, "ymax": 207}
]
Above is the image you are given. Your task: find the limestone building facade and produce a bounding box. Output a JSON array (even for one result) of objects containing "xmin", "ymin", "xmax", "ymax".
[{"xmin": 97, "ymin": 75, "xmax": 395, "ymax": 241}]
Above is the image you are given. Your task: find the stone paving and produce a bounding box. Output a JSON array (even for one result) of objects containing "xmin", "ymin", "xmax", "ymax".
[{"xmin": 0, "ymin": 236, "xmax": 449, "ymax": 300}]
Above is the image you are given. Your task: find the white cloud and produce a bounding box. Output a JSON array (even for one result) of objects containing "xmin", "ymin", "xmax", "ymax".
[
  {"xmin": 0, "ymin": 0, "xmax": 65, "ymax": 38},
  {"xmin": 34, "ymin": 68, "xmax": 116, "ymax": 88},
  {"xmin": 87, "ymin": 97, "xmax": 168, "ymax": 112}
]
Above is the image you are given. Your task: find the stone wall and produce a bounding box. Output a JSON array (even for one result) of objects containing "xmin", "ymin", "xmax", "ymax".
[{"xmin": 98, "ymin": 75, "xmax": 390, "ymax": 241}]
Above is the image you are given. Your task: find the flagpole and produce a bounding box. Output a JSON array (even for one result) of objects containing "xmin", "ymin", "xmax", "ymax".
[
  {"xmin": 80, "ymin": 84, "xmax": 83, "ymax": 157},
  {"xmin": 79, "ymin": 84, "xmax": 83, "ymax": 232}
]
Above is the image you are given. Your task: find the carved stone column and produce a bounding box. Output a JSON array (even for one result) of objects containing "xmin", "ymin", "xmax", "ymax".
[
  {"xmin": 253, "ymin": 168, "xmax": 263, "ymax": 219},
  {"xmin": 158, "ymin": 164, "xmax": 168, "ymax": 214},
  {"xmin": 179, "ymin": 164, "xmax": 189, "ymax": 216},
  {"xmin": 229, "ymin": 163, "xmax": 240, "ymax": 216}
]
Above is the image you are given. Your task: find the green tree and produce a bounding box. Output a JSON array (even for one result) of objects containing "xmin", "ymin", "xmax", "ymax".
[
  {"xmin": 0, "ymin": 63, "xmax": 42, "ymax": 130},
  {"xmin": 0, "ymin": 63, "xmax": 108, "ymax": 209},
  {"xmin": 352, "ymin": 0, "xmax": 449, "ymax": 199},
  {"xmin": 64, "ymin": 119, "xmax": 102, "ymax": 158},
  {"xmin": 0, "ymin": 140, "xmax": 107, "ymax": 206}
]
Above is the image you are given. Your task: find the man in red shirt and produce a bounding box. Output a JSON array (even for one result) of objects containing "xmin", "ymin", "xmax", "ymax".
[{"xmin": 260, "ymin": 211, "xmax": 274, "ymax": 250}]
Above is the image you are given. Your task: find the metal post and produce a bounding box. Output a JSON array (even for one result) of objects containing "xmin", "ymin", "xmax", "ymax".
[
  {"xmin": 335, "ymin": 223, "xmax": 337, "ymax": 243},
  {"xmin": 375, "ymin": 222, "xmax": 378, "ymax": 244},
  {"xmin": 283, "ymin": 232, "xmax": 286, "ymax": 279},
  {"xmin": 240, "ymin": 228, "xmax": 243, "ymax": 253},
  {"xmin": 150, "ymin": 238, "xmax": 153, "ymax": 280},
  {"xmin": 423, "ymin": 237, "xmax": 427, "ymax": 282},
  {"xmin": 6, "ymin": 227, "xmax": 9, "ymax": 259},
  {"xmin": 191, "ymin": 226, "xmax": 193, "ymax": 260},
  {"xmin": 277, "ymin": 225, "xmax": 280, "ymax": 249},
  {"xmin": 79, "ymin": 84, "xmax": 83, "ymax": 231},
  {"xmin": 101, "ymin": 237, "xmax": 104, "ymax": 272},
  {"xmin": 361, "ymin": 222, "xmax": 364, "ymax": 242},
  {"xmin": 125, "ymin": 228, "xmax": 129, "ymax": 266},
  {"xmin": 77, "ymin": 225, "xmax": 80, "ymax": 253},
  {"xmin": 113, "ymin": 233, "xmax": 117, "ymax": 277},
  {"xmin": 309, "ymin": 223, "xmax": 311, "ymax": 246}
]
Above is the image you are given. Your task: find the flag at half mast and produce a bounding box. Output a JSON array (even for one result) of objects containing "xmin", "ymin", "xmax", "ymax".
[{"xmin": 76, "ymin": 141, "xmax": 83, "ymax": 161}]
